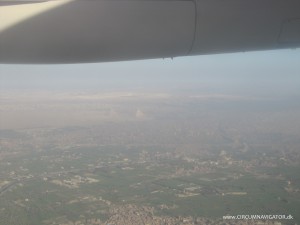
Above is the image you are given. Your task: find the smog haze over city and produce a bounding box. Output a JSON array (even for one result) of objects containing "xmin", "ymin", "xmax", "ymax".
[{"xmin": 1, "ymin": 50, "xmax": 300, "ymax": 225}]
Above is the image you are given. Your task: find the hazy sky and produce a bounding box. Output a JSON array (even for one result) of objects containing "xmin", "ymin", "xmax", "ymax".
[{"xmin": 1, "ymin": 49, "xmax": 300, "ymax": 96}]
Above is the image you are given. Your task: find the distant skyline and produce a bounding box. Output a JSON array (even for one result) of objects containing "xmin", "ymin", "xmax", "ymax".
[{"xmin": 1, "ymin": 49, "xmax": 300, "ymax": 97}]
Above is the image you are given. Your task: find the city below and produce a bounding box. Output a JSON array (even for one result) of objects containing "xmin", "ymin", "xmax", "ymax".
[{"xmin": 0, "ymin": 90, "xmax": 299, "ymax": 225}]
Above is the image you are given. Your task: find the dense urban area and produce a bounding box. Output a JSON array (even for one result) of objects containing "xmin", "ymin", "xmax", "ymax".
[{"xmin": 0, "ymin": 90, "xmax": 299, "ymax": 225}]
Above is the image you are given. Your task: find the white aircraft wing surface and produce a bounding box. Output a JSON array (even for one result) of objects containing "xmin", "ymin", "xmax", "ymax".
[{"xmin": 0, "ymin": 0, "xmax": 299, "ymax": 63}]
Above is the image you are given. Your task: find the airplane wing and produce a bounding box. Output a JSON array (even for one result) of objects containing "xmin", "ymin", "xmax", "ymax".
[{"xmin": 0, "ymin": 0, "xmax": 300, "ymax": 64}]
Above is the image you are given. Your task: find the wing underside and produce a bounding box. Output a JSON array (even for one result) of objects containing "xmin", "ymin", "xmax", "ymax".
[{"xmin": 0, "ymin": 0, "xmax": 300, "ymax": 64}]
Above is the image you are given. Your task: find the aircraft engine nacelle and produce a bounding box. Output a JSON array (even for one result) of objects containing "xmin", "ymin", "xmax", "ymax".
[{"xmin": 0, "ymin": 0, "xmax": 299, "ymax": 63}]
